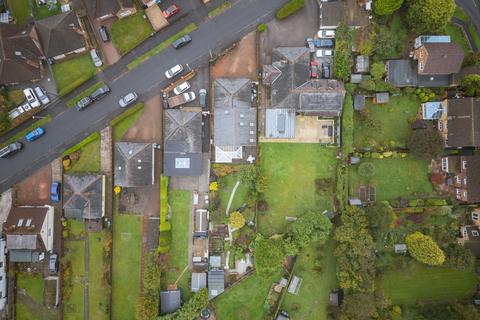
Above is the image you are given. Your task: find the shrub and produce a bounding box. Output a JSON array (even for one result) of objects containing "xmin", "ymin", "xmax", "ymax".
[
  {"xmin": 229, "ymin": 211, "xmax": 245, "ymax": 229},
  {"xmin": 209, "ymin": 181, "xmax": 218, "ymax": 191},
  {"xmin": 370, "ymin": 62, "xmax": 386, "ymax": 80},
  {"xmin": 358, "ymin": 162, "xmax": 375, "ymax": 177},
  {"xmin": 257, "ymin": 23, "xmax": 267, "ymax": 32},
  {"xmin": 406, "ymin": 232, "xmax": 445, "ymax": 266},
  {"xmin": 158, "ymin": 230, "xmax": 172, "ymax": 253},
  {"xmin": 424, "ymin": 198, "xmax": 448, "ymax": 206},
  {"xmin": 276, "ymin": 0, "xmax": 304, "ymax": 20}
]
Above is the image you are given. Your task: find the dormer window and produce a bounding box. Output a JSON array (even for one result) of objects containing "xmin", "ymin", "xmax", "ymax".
[
  {"xmin": 472, "ymin": 212, "xmax": 479, "ymax": 221},
  {"xmin": 462, "ymin": 160, "xmax": 467, "ymax": 170},
  {"xmin": 464, "ymin": 191, "xmax": 468, "ymax": 199},
  {"xmin": 456, "ymin": 176, "xmax": 461, "ymax": 184},
  {"xmin": 456, "ymin": 188, "xmax": 461, "ymax": 199},
  {"xmin": 463, "ymin": 178, "xmax": 467, "ymax": 186}
]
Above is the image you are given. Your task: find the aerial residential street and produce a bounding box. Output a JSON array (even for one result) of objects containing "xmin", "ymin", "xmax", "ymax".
[
  {"xmin": 0, "ymin": 0, "xmax": 288, "ymax": 192},
  {"xmin": 456, "ymin": 0, "xmax": 480, "ymax": 31}
]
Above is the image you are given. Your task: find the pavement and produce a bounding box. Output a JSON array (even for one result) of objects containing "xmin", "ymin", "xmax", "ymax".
[
  {"xmin": 0, "ymin": 0, "xmax": 289, "ymax": 192},
  {"xmin": 456, "ymin": 0, "xmax": 480, "ymax": 34}
]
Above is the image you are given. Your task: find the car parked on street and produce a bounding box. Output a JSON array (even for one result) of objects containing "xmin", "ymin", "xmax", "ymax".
[
  {"xmin": 49, "ymin": 253, "xmax": 58, "ymax": 273},
  {"xmin": 199, "ymin": 89, "xmax": 207, "ymax": 110},
  {"xmin": 314, "ymin": 39, "xmax": 334, "ymax": 48},
  {"xmin": 75, "ymin": 96, "xmax": 93, "ymax": 111},
  {"xmin": 318, "ymin": 29, "xmax": 335, "ymax": 38},
  {"xmin": 119, "ymin": 92, "xmax": 138, "ymax": 108},
  {"xmin": 25, "ymin": 127, "xmax": 45, "ymax": 141},
  {"xmin": 99, "ymin": 25, "xmax": 110, "ymax": 42},
  {"xmin": 172, "ymin": 34, "xmax": 191, "ymax": 49},
  {"xmin": 34, "ymin": 87, "xmax": 50, "ymax": 105},
  {"xmin": 310, "ymin": 60, "xmax": 319, "ymax": 78},
  {"xmin": 316, "ymin": 49, "xmax": 333, "ymax": 57},
  {"xmin": 163, "ymin": 4, "xmax": 180, "ymax": 18},
  {"xmin": 23, "ymin": 88, "xmax": 40, "ymax": 108},
  {"xmin": 90, "ymin": 85, "xmax": 110, "ymax": 101},
  {"xmin": 322, "ymin": 62, "xmax": 331, "ymax": 78},
  {"xmin": 0, "ymin": 142, "xmax": 23, "ymax": 158},
  {"xmin": 90, "ymin": 49, "xmax": 103, "ymax": 67},
  {"xmin": 165, "ymin": 64, "xmax": 184, "ymax": 79},
  {"xmin": 51, "ymin": 181, "xmax": 61, "ymax": 202},
  {"xmin": 173, "ymin": 81, "xmax": 191, "ymax": 95}
]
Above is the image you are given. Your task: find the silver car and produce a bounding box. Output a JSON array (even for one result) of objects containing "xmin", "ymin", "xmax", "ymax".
[
  {"xmin": 119, "ymin": 92, "xmax": 138, "ymax": 107},
  {"xmin": 165, "ymin": 64, "xmax": 183, "ymax": 79}
]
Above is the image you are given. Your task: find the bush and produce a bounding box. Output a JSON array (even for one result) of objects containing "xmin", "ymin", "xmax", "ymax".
[
  {"xmin": 425, "ymin": 198, "xmax": 448, "ymax": 206},
  {"xmin": 229, "ymin": 211, "xmax": 246, "ymax": 229},
  {"xmin": 257, "ymin": 23, "xmax": 267, "ymax": 32},
  {"xmin": 158, "ymin": 230, "xmax": 172, "ymax": 253},
  {"xmin": 209, "ymin": 181, "xmax": 218, "ymax": 191},
  {"xmin": 406, "ymin": 232, "xmax": 445, "ymax": 266},
  {"xmin": 358, "ymin": 162, "xmax": 375, "ymax": 177},
  {"xmin": 276, "ymin": 0, "xmax": 304, "ymax": 20}
]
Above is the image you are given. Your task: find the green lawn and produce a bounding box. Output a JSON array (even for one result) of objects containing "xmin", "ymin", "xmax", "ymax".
[
  {"xmin": 259, "ymin": 143, "xmax": 337, "ymax": 235},
  {"xmin": 162, "ymin": 191, "xmax": 191, "ymax": 292},
  {"xmin": 9, "ymin": 0, "xmax": 30, "ymax": 25},
  {"xmin": 349, "ymin": 156, "xmax": 433, "ymax": 201},
  {"xmin": 0, "ymin": 115, "xmax": 51, "ymax": 149},
  {"xmin": 52, "ymin": 55, "xmax": 97, "ymax": 96},
  {"xmin": 64, "ymin": 240, "xmax": 85, "ymax": 320},
  {"xmin": 208, "ymin": 1, "xmax": 232, "ymax": 19},
  {"xmin": 381, "ymin": 262, "xmax": 477, "ymax": 305},
  {"xmin": 127, "ymin": 23, "xmax": 198, "ymax": 70},
  {"xmin": 281, "ymin": 239, "xmax": 338, "ymax": 320},
  {"xmin": 447, "ymin": 24, "xmax": 472, "ymax": 53},
  {"xmin": 17, "ymin": 273, "xmax": 44, "ymax": 302},
  {"xmin": 88, "ymin": 232, "xmax": 110, "ymax": 320},
  {"xmin": 110, "ymin": 103, "xmax": 145, "ymax": 141},
  {"xmin": 16, "ymin": 303, "xmax": 36, "ymax": 320},
  {"xmin": 66, "ymin": 82, "xmax": 105, "ymax": 108},
  {"xmin": 217, "ymin": 169, "xmax": 251, "ymax": 214},
  {"xmin": 353, "ymin": 94, "xmax": 419, "ymax": 149},
  {"xmin": 111, "ymin": 12, "xmax": 153, "ymax": 55},
  {"xmin": 32, "ymin": 1, "xmax": 61, "ymax": 20},
  {"xmin": 112, "ymin": 213, "xmax": 142, "ymax": 320},
  {"xmin": 66, "ymin": 136, "xmax": 101, "ymax": 173},
  {"xmin": 69, "ymin": 220, "xmax": 85, "ymax": 238},
  {"xmin": 214, "ymin": 271, "xmax": 281, "ymax": 319}
]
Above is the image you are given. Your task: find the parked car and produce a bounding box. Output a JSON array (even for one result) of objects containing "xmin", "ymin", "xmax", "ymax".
[
  {"xmin": 199, "ymin": 89, "xmax": 207, "ymax": 110},
  {"xmin": 163, "ymin": 4, "xmax": 180, "ymax": 18},
  {"xmin": 90, "ymin": 49, "xmax": 102, "ymax": 67},
  {"xmin": 50, "ymin": 181, "xmax": 61, "ymax": 203},
  {"xmin": 0, "ymin": 142, "xmax": 23, "ymax": 158},
  {"xmin": 34, "ymin": 87, "xmax": 50, "ymax": 105},
  {"xmin": 118, "ymin": 92, "xmax": 138, "ymax": 108},
  {"xmin": 75, "ymin": 96, "xmax": 93, "ymax": 111},
  {"xmin": 314, "ymin": 39, "xmax": 334, "ymax": 48},
  {"xmin": 165, "ymin": 64, "xmax": 184, "ymax": 79},
  {"xmin": 49, "ymin": 253, "xmax": 58, "ymax": 273},
  {"xmin": 310, "ymin": 60, "xmax": 319, "ymax": 78},
  {"xmin": 90, "ymin": 85, "xmax": 110, "ymax": 101},
  {"xmin": 23, "ymin": 88, "xmax": 40, "ymax": 108},
  {"xmin": 306, "ymin": 38, "xmax": 315, "ymax": 53},
  {"xmin": 99, "ymin": 25, "xmax": 110, "ymax": 42},
  {"xmin": 25, "ymin": 127, "xmax": 45, "ymax": 141},
  {"xmin": 172, "ymin": 34, "xmax": 191, "ymax": 49},
  {"xmin": 173, "ymin": 81, "xmax": 191, "ymax": 95},
  {"xmin": 167, "ymin": 91, "xmax": 196, "ymax": 108},
  {"xmin": 317, "ymin": 29, "xmax": 335, "ymax": 38},
  {"xmin": 322, "ymin": 62, "xmax": 331, "ymax": 78},
  {"xmin": 316, "ymin": 49, "xmax": 333, "ymax": 57}
]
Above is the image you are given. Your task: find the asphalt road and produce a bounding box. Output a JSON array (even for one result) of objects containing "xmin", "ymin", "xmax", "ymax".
[
  {"xmin": 0, "ymin": 0, "xmax": 288, "ymax": 192},
  {"xmin": 456, "ymin": 0, "xmax": 480, "ymax": 31}
]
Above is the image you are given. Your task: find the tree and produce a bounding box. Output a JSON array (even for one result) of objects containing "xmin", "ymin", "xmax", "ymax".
[
  {"xmin": 290, "ymin": 211, "xmax": 332, "ymax": 249},
  {"xmin": 374, "ymin": 0, "xmax": 404, "ymax": 15},
  {"xmin": 444, "ymin": 244, "xmax": 475, "ymax": 269},
  {"xmin": 407, "ymin": 128, "xmax": 444, "ymax": 160},
  {"xmin": 359, "ymin": 79, "xmax": 376, "ymax": 91},
  {"xmin": 229, "ymin": 211, "xmax": 246, "ymax": 229},
  {"xmin": 359, "ymin": 30, "xmax": 376, "ymax": 56},
  {"xmin": 253, "ymin": 235, "xmax": 284, "ymax": 276},
  {"xmin": 340, "ymin": 293, "xmax": 378, "ymax": 320},
  {"xmin": 358, "ymin": 162, "xmax": 375, "ymax": 178},
  {"xmin": 461, "ymin": 74, "xmax": 480, "ymax": 97},
  {"xmin": 370, "ymin": 62, "xmax": 386, "ymax": 81},
  {"xmin": 158, "ymin": 289, "xmax": 209, "ymax": 320},
  {"xmin": 365, "ymin": 203, "xmax": 394, "ymax": 241},
  {"xmin": 406, "ymin": 0, "xmax": 455, "ymax": 34},
  {"xmin": 406, "ymin": 232, "xmax": 445, "ymax": 266},
  {"xmin": 334, "ymin": 24, "xmax": 353, "ymax": 81}
]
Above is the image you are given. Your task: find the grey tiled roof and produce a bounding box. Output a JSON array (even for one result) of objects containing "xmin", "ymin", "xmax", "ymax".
[
  {"xmin": 160, "ymin": 290, "xmax": 181, "ymax": 315},
  {"xmin": 114, "ymin": 142, "xmax": 153, "ymax": 187},
  {"xmin": 208, "ymin": 270, "xmax": 225, "ymax": 299},
  {"xmin": 63, "ymin": 175, "xmax": 105, "ymax": 220}
]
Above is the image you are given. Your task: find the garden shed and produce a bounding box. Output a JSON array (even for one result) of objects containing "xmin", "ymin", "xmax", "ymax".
[
  {"xmin": 191, "ymin": 272, "xmax": 207, "ymax": 292},
  {"xmin": 394, "ymin": 244, "xmax": 407, "ymax": 254},
  {"xmin": 355, "ymin": 55, "xmax": 370, "ymax": 73},
  {"xmin": 373, "ymin": 92, "xmax": 389, "ymax": 104},
  {"xmin": 353, "ymin": 94, "xmax": 366, "ymax": 111},
  {"xmin": 160, "ymin": 290, "xmax": 181, "ymax": 315},
  {"xmin": 287, "ymin": 275, "xmax": 302, "ymax": 295}
]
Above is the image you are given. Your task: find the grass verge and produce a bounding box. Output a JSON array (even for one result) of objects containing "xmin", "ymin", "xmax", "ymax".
[
  {"xmin": 110, "ymin": 103, "xmax": 145, "ymax": 141},
  {"xmin": 66, "ymin": 82, "xmax": 105, "ymax": 108},
  {"xmin": 0, "ymin": 115, "xmax": 51, "ymax": 148},
  {"xmin": 208, "ymin": 1, "xmax": 232, "ymax": 19},
  {"xmin": 52, "ymin": 55, "xmax": 97, "ymax": 97},
  {"xmin": 127, "ymin": 23, "xmax": 198, "ymax": 70}
]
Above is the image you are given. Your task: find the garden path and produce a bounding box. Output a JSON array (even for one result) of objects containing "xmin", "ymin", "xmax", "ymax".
[{"xmin": 225, "ymin": 180, "xmax": 240, "ymax": 215}]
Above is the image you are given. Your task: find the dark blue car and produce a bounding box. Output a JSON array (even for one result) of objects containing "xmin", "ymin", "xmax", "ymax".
[
  {"xmin": 51, "ymin": 181, "xmax": 60, "ymax": 203},
  {"xmin": 314, "ymin": 39, "xmax": 334, "ymax": 48},
  {"xmin": 25, "ymin": 127, "xmax": 45, "ymax": 141}
]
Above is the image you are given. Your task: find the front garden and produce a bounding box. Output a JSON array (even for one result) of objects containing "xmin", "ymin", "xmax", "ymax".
[
  {"xmin": 110, "ymin": 11, "xmax": 153, "ymax": 55},
  {"xmin": 52, "ymin": 55, "xmax": 97, "ymax": 96}
]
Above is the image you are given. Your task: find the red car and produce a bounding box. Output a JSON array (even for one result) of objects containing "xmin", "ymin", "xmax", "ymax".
[
  {"xmin": 163, "ymin": 4, "xmax": 180, "ymax": 18},
  {"xmin": 310, "ymin": 60, "xmax": 319, "ymax": 78}
]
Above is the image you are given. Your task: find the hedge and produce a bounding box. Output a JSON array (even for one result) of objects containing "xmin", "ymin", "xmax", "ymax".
[
  {"xmin": 276, "ymin": 0, "xmax": 304, "ymax": 20},
  {"xmin": 62, "ymin": 132, "xmax": 100, "ymax": 156},
  {"xmin": 109, "ymin": 102, "xmax": 145, "ymax": 126},
  {"xmin": 257, "ymin": 23, "xmax": 267, "ymax": 32},
  {"xmin": 341, "ymin": 93, "xmax": 354, "ymax": 157},
  {"xmin": 158, "ymin": 175, "xmax": 171, "ymax": 253}
]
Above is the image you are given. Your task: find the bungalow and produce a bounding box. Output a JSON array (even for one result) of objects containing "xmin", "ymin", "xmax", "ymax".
[
  {"xmin": 114, "ymin": 142, "xmax": 154, "ymax": 187},
  {"xmin": 3, "ymin": 206, "xmax": 54, "ymax": 262},
  {"xmin": 63, "ymin": 174, "xmax": 105, "ymax": 220},
  {"xmin": 0, "ymin": 24, "xmax": 44, "ymax": 85},
  {"xmin": 35, "ymin": 11, "xmax": 87, "ymax": 62},
  {"xmin": 87, "ymin": 0, "xmax": 137, "ymax": 21},
  {"xmin": 440, "ymin": 153, "xmax": 480, "ymax": 203}
]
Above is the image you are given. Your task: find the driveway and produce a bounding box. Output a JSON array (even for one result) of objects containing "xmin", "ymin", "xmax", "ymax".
[
  {"xmin": 15, "ymin": 164, "xmax": 52, "ymax": 206},
  {"xmin": 122, "ymin": 95, "xmax": 163, "ymax": 143}
]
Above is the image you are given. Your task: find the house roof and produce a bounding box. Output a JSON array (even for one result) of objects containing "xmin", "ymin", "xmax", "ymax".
[
  {"xmin": 86, "ymin": 0, "xmax": 134, "ymax": 19},
  {"xmin": 208, "ymin": 270, "xmax": 225, "ymax": 299},
  {"xmin": 114, "ymin": 142, "xmax": 153, "ymax": 187},
  {"xmin": 447, "ymin": 98, "xmax": 480, "ymax": 148},
  {"xmin": 354, "ymin": 94, "xmax": 365, "ymax": 111},
  {"xmin": 296, "ymin": 80, "xmax": 346, "ymax": 116},
  {"xmin": 35, "ymin": 11, "xmax": 85, "ymax": 58},
  {"xmin": 414, "ymin": 35, "xmax": 451, "ymax": 49},
  {"xmin": 265, "ymin": 108, "xmax": 296, "ymax": 139},
  {"xmin": 465, "ymin": 154, "xmax": 480, "ymax": 203},
  {"xmin": 375, "ymin": 92, "xmax": 389, "ymax": 104},
  {"xmin": 63, "ymin": 174, "xmax": 105, "ymax": 220},
  {"xmin": 213, "ymin": 78, "xmax": 256, "ymax": 148},
  {"xmin": 9, "ymin": 250, "xmax": 39, "ymax": 262},
  {"xmin": 160, "ymin": 290, "xmax": 181, "ymax": 315},
  {"xmin": 0, "ymin": 24, "xmax": 43, "ymax": 84},
  {"xmin": 422, "ymin": 102, "xmax": 443, "ymax": 120},
  {"xmin": 191, "ymin": 272, "xmax": 207, "ymax": 292},
  {"xmin": 4, "ymin": 206, "xmax": 50, "ymax": 251},
  {"xmin": 164, "ymin": 110, "xmax": 203, "ymax": 176},
  {"xmin": 386, "ymin": 59, "xmax": 453, "ymax": 87},
  {"xmin": 419, "ymin": 43, "xmax": 464, "ymax": 75}
]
